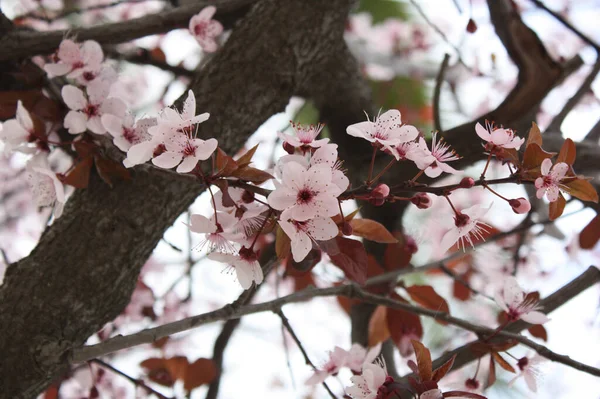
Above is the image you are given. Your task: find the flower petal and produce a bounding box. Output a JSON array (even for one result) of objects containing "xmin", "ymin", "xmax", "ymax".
[
  {"xmin": 62, "ymin": 85, "xmax": 87, "ymax": 110},
  {"xmin": 521, "ymin": 311, "xmax": 550, "ymax": 325},
  {"xmin": 64, "ymin": 111, "xmax": 88, "ymax": 134},
  {"xmin": 152, "ymin": 151, "xmax": 182, "ymax": 169}
]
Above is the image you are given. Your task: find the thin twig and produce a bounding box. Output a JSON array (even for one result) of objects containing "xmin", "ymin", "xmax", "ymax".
[
  {"xmin": 277, "ymin": 310, "xmax": 338, "ymax": 399},
  {"xmin": 91, "ymin": 359, "xmax": 172, "ymax": 399},
  {"xmin": 433, "ymin": 53, "xmax": 451, "ymax": 132}
]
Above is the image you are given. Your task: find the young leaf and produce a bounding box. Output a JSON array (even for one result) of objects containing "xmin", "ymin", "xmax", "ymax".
[
  {"xmin": 387, "ymin": 299, "xmax": 423, "ymax": 357},
  {"xmin": 487, "ymin": 355, "xmax": 496, "ymax": 388},
  {"xmin": 230, "ymin": 166, "xmax": 273, "ymax": 184},
  {"xmin": 556, "ymin": 138, "xmax": 576, "ymax": 165},
  {"xmin": 410, "ymin": 340, "xmax": 433, "ymax": 381},
  {"xmin": 528, "ymin": 324, "xmax": 548, "ymax": 341},
  {"xmin": 368, "ymin": 305, "xmax": 391, "ymax": 346},
  {"xmin": 212, "ymin": 180, "xmax": 236, "ymax": 208},
  {"xmin": 383, "ymin": 233, "xmax": 413, "ymax": 270},
  {"xmin": 404, "ymin": 285, "xmax": 450, "ymax": 325},
  {"xmin": 526, "ymin": 121, "xmax": 542, "ymax": 148},
  {"xmin": 491, "ymin": 352, "xmax": 516, "ymax": 373},
  {"xmin": 564, "ymin": 178, "xmax": 599, "ymax": 203},
  {"xmin": 183, "ymin": 358, "xmax": 217, "ymax": 392},
  {"xmin": 432, "ymin": 354, "xmax": 456, "ymax": 382},
  {"xmin": 522, "ymin": 143, "xmax": 554, "ymax": 171},
  {"xmin": 332, "ymin": 208, "xmax": 361, "ymax": 225},
  {"xmin": 236, "ymin": 144, "xmax": 259, "ymax": 167},
  {"xmin": 140, "ymin": 358, "xmax": 176, "ymax": 387},
  {"xmin": 579, "ymin": 215, "xmax": 600, "ymax": 249},
  {"xmin": 215, "ymin": 148, "xmax": 238, "ymax": 177},
  {"xmin": 548, "ymin": 192, "xmax": 566, "ymax": 220},
  {"xmin": 349, "ymin": 219, "xmax": 398, "ymax": 243},
  {"xmin": 327, "ymin": 237, "xmax": 368, "ymax": 284},
  {"xmin": 275, "ymin": 226, "xmax": 291, "ymax": 259},
  {"xmin": 94, "ymin": 155, "xmax": 131, "ymax": 187},
  {"xmin": 62, "ymin": 157, "xmax": 94, "ymax": 189}
]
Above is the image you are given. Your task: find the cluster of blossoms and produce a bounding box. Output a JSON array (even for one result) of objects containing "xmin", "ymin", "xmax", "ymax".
[{"xmin": 306, "ymin": 343, "xmax": 381, "ymax": 385}]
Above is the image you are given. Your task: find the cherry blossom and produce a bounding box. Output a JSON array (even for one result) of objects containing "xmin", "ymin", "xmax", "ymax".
[
  {"xmin": 534, "ymin": 158, "xmax": 569, "ymax": 202},
  {"xmin": 213, "ymin": 187, "xmax": 268, "ymax": 237},
  {"xmin": 101, "ymin": 113, "xmax": 157, "ymax": 152},
  {"xmin": 346, "ymin": 109, "xmax": 419, "ymax": 150},
  {"xmin": 310, "ymin": 143, "xmax": 349, "ymax": 194},
  {"xmin": 44, "ymin": 39, "xmax": 104, "ymax": 79},
  {"xmin": 207, "ymin": 251, "xmax": 263, "ymax": 289},
  {"xmin": 509, "ymin": 354, "xmax": 545, "ymax": 393},
  {"xmin": 268, "ymin": 162, "xmax": 340, "ymax": 221},
  {"xmin": 278, "ymin": 210, "xmax": 338, "ymax": 262},
  {"xmin": 475, "ymin": 121, "xmax": 525, "ymax": 150},
  {"xmin": 509, "ymin": 197, "xmax": 531, "ymax": 214},
  {"xmin": 75, "ymin": 64, "xmax": 117, "ymax": 88},
  {"xmin": 26, "ymin": 154, "xmax": 66, "ymax": 218},
  {"xmin": 62, "ymin": 82, "xmax": 126, "ymax": 134},
  {"xmin": 189, "ymin": 6, "xmax": 224, "ymax": 53},
  {"xmin": 0, "ymin": 100, "xmax": 36, "ymax": 152},
  {"xmin": 346, "ymin": 361, "xmax": 390, "ymax": 399},
  {"xmin": 420, "ymin": 389, "xmax": 443, "ymax": 399},
  {"xmin": 494, "ymin": 277, "xmax": 550, "ymax": 324},
  {"xmin": 390, "ymin": 137, "xmax": 435, "ymax": 166},
  {"xmin": 306, "ymin": 346, "xmax": 349, "ymax": 385},
  {"xmin": 422, "ymin": 132, "xmax": 460, "ymax": 178},
  {"xmin": 279, "ymin": 122, "xmax": 329, "ymax": 153},
  {"xmin": 346, "ymin": 343, "xmax": 382, "ymax": 373},
  {"xmin": 440, "ymin": 204, "xmax": 492, "ymax": 252},
  {"xmin": 186, "ymin": 212, "xmax": 244, "ymax": 253}
]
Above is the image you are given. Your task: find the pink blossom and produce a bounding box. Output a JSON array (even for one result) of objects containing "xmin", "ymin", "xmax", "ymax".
[
  {"xmin": 187, "ymin": 212, "xmax": 243, "ymax": 253},
  {"xmin": 509, "ymin": 354, "xmax": 545, "ymax": 392},
  {"xmin": 306, "ymin": 346, "xmax": 349, "ymax": 385},
  {"xmin": 268, "ymin": 162, "xmax": 340, "ymax": 221},
  {"xmin": 101, "ymin": 113, "xmax": 156, "ymax": 152},
  {"xmin": 439, "ymin": 204, "xmax": 492, "ymax": 252},
  {"xmin": 44, "ymin": 39, "xmax": 104, "ymax": 79},
  {"xmin": 509, "ymin": 197, "xmax": 531, "ymax": 214},
  {"xmin": 475, "ymin": 121, "xmax": 524, "ymax": 150},
  {"xmin": 411, "ymin": 192, "xmax": 432, "ymax": 209},
  {"xmin": 0, "ymin": 100, "xmax": 36, "ymax": 153},
  {"xmin": 420, "ymin": 389, "xmax": 443, "ymax": 399},
  {"xmin": 62, "ymin": 82, "xmax": 126, "ymax": 134},
  {"xmin": 346, "ymin": 109, "xmax": 419, "ymax": 150},
  {"xmin": 346, "ymin": 361, "xmax": 389, "ymax": 399},
  {"xmin": 534, "ymin": 158, "xmax": 568, "ymax": 202},
  {"xmin": 189, "ymin": 6, "xmax": 224, "ymax": 53},
  {"xmin": 278, "ymin": 122, "xmax": 329, "ymax": 152},
  {"xmin": 310, "ymin": 143, "xmax": 349, "ymax": 194},
  {"xmin": 278, "ymin": 210, "xmax": 338, "ymax": 262},
  {"xmin": 75, "ymin": 64, "xmax": 117, "ymax": 88},
  {"xmin": 346, "ymin": 343, "xmax": 382, "ymax": 373},
  {"xmin": 207, "ymin": 251, "xmax": 263, "ymax": 289},
  {"xmin": 213, "ymin": 187, "xmax": 268, "ymax": 237},
  {"xmin": 494, "ymin": 277, "xmax": 550, "ymax": 324},
  {"xmin": 423, "ymin": 132, "xmax": 460, "ymax": 178},
  {"xmin": 390, "ymin": 137, "xmax": 435, "ymax": 166},
  {"xmin": 26, "ymin": 154, "xmax": 65, "ymax": 218}
]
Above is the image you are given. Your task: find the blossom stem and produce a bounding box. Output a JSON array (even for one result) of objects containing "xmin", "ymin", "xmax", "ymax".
[
  {"xmin": 484, "ymin": 319, "xmax": 511, "ymax": 342},
  {"xmin": 410, "ymin": 169, "xmax": 424, "ymax": 183},
  {"xmin": 444, "ymin": 195, "xmax": 460, "ymax": 216},
  {"xmin": 367, "ymin": 146, "xmax": 377, "ymax": 185},
  {"xmin": 473, "ymin": 358, "xmax": 481, "ymax": 379},
  {"xmin": 390, "ymin": 196, "xmax": 412, "ymax": 201},
  {"xmin": 337, "ymin": 200, "xmax": 345, "ymax": 220},
  {"xmin": 482, "ymin": 183, "xmax": 510, "ymax": 202},
  {"xmin": 368, "ymin": 159, "xmax": 397, "ymax": 185},
  {"xmin": 480, "ymin": 152, "xmax": 493, "ymax": 179}
]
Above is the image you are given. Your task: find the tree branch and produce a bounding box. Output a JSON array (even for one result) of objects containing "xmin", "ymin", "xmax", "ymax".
[
  {"xmin": 0, "ymin": 0, "xmax": 255, "ymax": 61},
  {"xmin": 433, "ymin": 53, "xmax": 451, "ymax": 132}
]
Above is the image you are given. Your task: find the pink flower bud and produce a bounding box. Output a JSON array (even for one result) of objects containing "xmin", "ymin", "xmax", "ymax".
[
  {"xmin": 410, "ymin": 192, "xmax": 432, "ymax": 209},
  {"xmin": 509, "ymin": 197, "xmax": 531, "ymax": 214},
  {"xmin": 369, "ymin": 197, "xmax": 386, "ymax": 206},
  {"xmin": 372, "ymin": 183, "xmax": 390, "ymax": 198},
  {"xmin": 459, "ymin": 177, "xmax": 475, "ymax": 188},
  {"xmin": 465, "ymin": 378, "xmax": 480, "ymax": 390},
  {"xmin": 341, "ymin": 221, "xmax": 353, "ymax": 236}
]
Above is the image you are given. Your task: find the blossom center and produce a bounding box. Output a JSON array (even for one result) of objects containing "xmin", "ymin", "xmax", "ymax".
[
  {"xmin": 84, "ymin": 104, "xmax": 99, "ymax": 117},
  {"xmin": 182, "ymin": 141, "xmax": 197, "ymax": 157},
  {"xmin": 194, "ymin": 22, "xmax": 208, "ymax": 36},
  {"xmin": 517, "ymin": 357, "xmax": 529, "ymax": 371},
  {"xmin": 122, "ymin": 128, "xmax": 137, "ymax": 143},
  {"xmin": 82, "ymin": 71, "xmax": 96, "ymax": 81},
  {"xmin": 454, "ymin": 213, "xmax": 470, "ymax": 228},
  {"xmin": 72, "ymin": 61, "xmax": 85, "ymax": 70},
  {"xmin": 297, "ymin": 188, "xmax": 316, "ymax": 204}
]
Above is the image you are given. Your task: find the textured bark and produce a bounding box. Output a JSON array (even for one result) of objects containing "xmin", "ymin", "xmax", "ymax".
[{"xmin": 0, "ymin": 1, "xmax": 354, "ymax": 397}]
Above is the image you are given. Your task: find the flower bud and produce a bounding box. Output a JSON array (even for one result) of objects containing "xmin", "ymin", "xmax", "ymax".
[
  {"xmin": 283, "ymin": 141, "xmax": 295, "ymax": 155},
  {"xmin": 341, "ymin": 221, "xmax": 353, "ymax": 236},
  {"xmin": 410, "ymin": 192, "xmax": 432, "ymax": 209},
  {"xmin": 369, "ymin": 197, "xmax": 386, "ymax": 206},
  {"xmin": 509, "ymin": 197, "xmax": 531, "ymax": 214},
  {"xmin": 466, "ymin": 18, "xmax": 478, "ymax": 33},
  {"xmin": 465, "ymin": 378, "xmax": 480, "ymax": 390},
  {"xmin": 459, "ymin": 177, "xmax": 475, "ymax": 189},
  {"xmin": 372, "ymin": 183, "xmax": 390, "ymax": 199}
]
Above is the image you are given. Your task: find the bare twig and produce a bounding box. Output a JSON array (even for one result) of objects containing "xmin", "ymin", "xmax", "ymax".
[
  {"xmin": 91, "ymin": 359, "xmax": 172, "ymax": 399},
  {"xmin": 71, "ymin": 267, "xmax": 600, "ymax": 379},
  {"xmin": 433, "ymin": 53, "xmax": 451, "ymax": 132},
  {"xmin": 547, "ymin": 59, "xmax": 600, "ymax": 132},
  {"xmin": 277, "ymin": 310, "xmax": 338, "ymax": 399}
]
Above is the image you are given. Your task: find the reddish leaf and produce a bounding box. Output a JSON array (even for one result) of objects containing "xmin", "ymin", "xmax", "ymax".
[
  {"xmin": 487, "ymin": 355, "xmax": 496, "ymax": 388},
  {"xmin": 387, "ymin": 296, "xmax": 423, "ymax": 356},
  {"xmin": 452, "ymin": 270, "xmax": 472, "ymax": 301},
  {"xmin": 326, "ymin": 236, "xmax": 368, "ymax": 284},
  {"xmin": 235, "ymin": 144, "xmax": 259, "ymax": 167},
  {"xmin": 410, "ymin": 340, "xmax": 432, "ymax": 381},
  {"xmin": 150, "ymin": 47, "xmax": 166, "ymax": 63},
  {"xmin": 183, "ymin": 358, "xmax": 217, "ymax": 392},
  {"xmin": 491, "ymin": 352, "xmax": 516, "ymax": 373},
  {"xmin": 62, "ymin": 157, "xmax": 94, "ymax": 189},
  {"xmin": 579, "ymin": 215, "xmax": 600, "ymax": 249},
  {"xmin": 556, "ymin": 138, "xmax": 576, "ymax": 165},
  {"xmin": 94, "ymin": 155, "xmax": 131, "ymax": 187},
  {"xmin": 404, "ymin": 285, "xmax": 450, "ymax": 325},
  {"xmin": 212, "ymin": 180, "xmax": 236, "ymax": 208},
  {"xmin": 500, "ymin": 147, "xmax": 520, "ymax": 167},
  {"xmin": 522, "ymin": 143, "xmax": 555, "ymax": 171},
  {"xmin": 140, "ymin": 358, "xmax": 176, "ymax": 387},
  {"xmin": 286, "ymin": 248, "xmax": 321, "ymax": 275},
  {"xmin": 43, "ymin": 383, "xmax": 60, "ymax": 399},
  {"xmin": 275, "ymin": 226, "xmax": 291, "ymax": 259},
  {"xmin": 548, "ymin": 192, "xmax": 566, "ymax": 220},
  {"xmin": 470, "ymin": 340, "xmax": 517, "ymax": 356},
  {"xmin": 231, "ymin": 166, "xmax": 273, "ymax": 184},
  {"xmin": 528, "ymin": 324, "xmax": 548, "ymax": 341},
  {"xmin": 291, "ymin": 271, "xmax": 316, "ymax": 292},
  {"xmin": 564, "ymin": 178, "xmax": 599, "ymax": 203},
  {"xmin": 431, "ymin": 354, "xmax": 456, "ymax": 382},
  {"xmin": 215, "ymin": 148, "xmax": 238, "ymax": 176},
  {"xmin": 526, "ymin": 122, "xmax": 542, "ymax": 148},
  {"xmin": 73, "ymin": 140, "xmax": 97, "ymax": 159},
  {"xmin": 0, "ymin": 90, "xmax": 62, "ymax": 122},
  {"xmin": 349, "ymin": 219, "xmax": 398, "ymax": 243},
  {"xmin": 443, "ymin": 391, "xmax": 488, "ymax": 399},
  {"xmin": 332, "ymin": 208, "xmax": 361, "ymax": 225},
  {"xmin": 152, "ymin": 336, "xmax": 170, "ymax": 349},
  {"xmin": 368, "ymin": 305, "xmax": 391, "ymax": 346},
  {"xmin": 383, "ymin": 233, "xmax": 413, "ymax": 270},
  {"xmin": 164, "ymin": 356, "xmax": 189, "ymax": 381}
]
